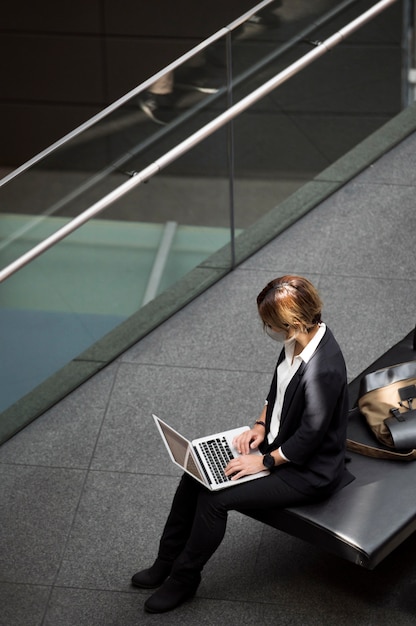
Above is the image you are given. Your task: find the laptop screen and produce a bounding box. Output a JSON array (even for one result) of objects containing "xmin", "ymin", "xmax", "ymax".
[{"xmin": 157, "ymin": 418, "xmax": 205, "ymax": 483}]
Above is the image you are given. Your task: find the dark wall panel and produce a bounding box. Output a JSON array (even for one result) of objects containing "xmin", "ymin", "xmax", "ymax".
[
  {"xmin": 2, "ymin": 34, "xmax": 104, "ymax": 103},
  {"xmin": 1, "ymin": 0, "xmax": 102, "ymax": 33},
  {"xmin": 102, "ymin": 0, "xmax": 257, "ymax": 37},
  {"xmin": 0, "ymin": 103, "xmax": 102, "ymax": 165}
]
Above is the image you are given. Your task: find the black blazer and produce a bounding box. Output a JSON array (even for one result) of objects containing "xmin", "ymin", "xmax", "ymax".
[{"xmin": 260, "ymin": 327, "xmax": 354, "ymax": 497}]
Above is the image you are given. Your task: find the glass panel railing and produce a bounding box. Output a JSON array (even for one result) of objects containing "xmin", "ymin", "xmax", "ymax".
[
  {"xmin": 230, "ymin": 0, "xmax": 404, "ymax": 230},
  {"xmin": 0, "ymin": 0, "xmax": 407, "ymax": 428},
  {"xmin": 0, "ymin": 127, "xmax": 233, "ymax": 414}
]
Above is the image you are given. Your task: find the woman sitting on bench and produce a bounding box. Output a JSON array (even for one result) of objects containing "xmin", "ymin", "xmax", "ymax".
[{"xmin": 131, "ymin": 275, "xmax": 354, "ymax": 613}]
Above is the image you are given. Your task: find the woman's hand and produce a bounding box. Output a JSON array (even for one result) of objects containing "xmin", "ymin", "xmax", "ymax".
[
  {"xmin": 224, "ymin": 426, "xmax": 266, "ymax": 481},
  {"xmin": 224, "ymin": 453, "xmax": 265, "ymax": 481},
  {"xmin": 232, "ymin": 428, "xmax": 264, "ymax": 456}
]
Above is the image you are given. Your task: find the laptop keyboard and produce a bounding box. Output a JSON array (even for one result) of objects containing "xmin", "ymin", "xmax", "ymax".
[{"xmin": 200, "ymin": 437, "xmax": 235, "ymax": 484}]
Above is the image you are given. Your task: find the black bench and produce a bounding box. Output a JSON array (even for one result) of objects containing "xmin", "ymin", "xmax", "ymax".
[{"xmin": 243, "ymin": 327, "xmax": 416, "ymax": 569}]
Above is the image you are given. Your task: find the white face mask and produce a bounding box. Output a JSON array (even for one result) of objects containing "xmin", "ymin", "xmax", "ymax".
[{"xmin": 265, "ymin": 326, "xmax": 288, "ymax": 343}]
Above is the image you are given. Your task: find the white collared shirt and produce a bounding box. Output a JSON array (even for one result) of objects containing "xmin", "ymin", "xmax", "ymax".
[{"xmin": 267, "ymin": 323, "xmax": 327, "ymax": 449}]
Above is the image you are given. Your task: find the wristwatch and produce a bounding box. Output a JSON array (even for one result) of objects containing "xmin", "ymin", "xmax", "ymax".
[{"xmin": 262, "ymin": 453, "xmax": 275, "ymax": 470}]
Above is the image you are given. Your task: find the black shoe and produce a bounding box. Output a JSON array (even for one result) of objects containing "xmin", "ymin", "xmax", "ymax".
[
  {"xmin": 137, "ymin": 91, "xmax": 176, "ymax": 125},
  {"xmin": 131, "ymin": 558, "xmax": 172, "ymax": 589},
  {"xmin": 144, "ymin": 576, "xmax": 200, "ymax": 613},
  {"xmin": 183, "ymin": 77, "xmax": 220, "ymax": 94},
  {"xmin": 176, "ymin": 68, "xmax": 221, "ymax": 94},
  {"xmin": 247, "ymin": 10, "xmax": 281, "ymax": 28}
]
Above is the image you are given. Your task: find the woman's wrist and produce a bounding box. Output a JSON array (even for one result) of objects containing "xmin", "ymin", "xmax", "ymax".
[{"xmin": 254, "ymin": 420, "xmax": 266, "ymax": 429}]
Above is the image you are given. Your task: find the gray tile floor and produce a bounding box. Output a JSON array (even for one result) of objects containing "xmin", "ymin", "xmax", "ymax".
[{"xmin": 1, "ymin": 131, "xmax": 416, "ymax": 625}]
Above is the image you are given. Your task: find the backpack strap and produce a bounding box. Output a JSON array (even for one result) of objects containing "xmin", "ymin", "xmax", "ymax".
[{"xmin": 347, "ymin": 438, "xmax": 416, "ymax": 461}]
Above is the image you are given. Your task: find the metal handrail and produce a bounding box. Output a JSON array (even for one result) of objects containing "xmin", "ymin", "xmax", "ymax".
[{"xmin": 0, "ymin": 0, "xmax": 398, "ymax": 283}]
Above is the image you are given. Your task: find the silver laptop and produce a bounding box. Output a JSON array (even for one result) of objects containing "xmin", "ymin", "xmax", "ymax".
[{"xmin": 153, "ymin": 414, "xmax": 269, "ymax": 491}]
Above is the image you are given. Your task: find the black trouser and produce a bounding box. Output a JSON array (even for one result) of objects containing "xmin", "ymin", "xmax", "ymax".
[{"xmin": 157, "ymin": 472, "xmax": 316, "ymax": 584}]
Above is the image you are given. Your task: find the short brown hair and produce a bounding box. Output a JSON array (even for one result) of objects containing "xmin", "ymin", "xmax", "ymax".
[{"xmin": 257, "ymin": 275, "xmax": 322, "ymax": 332}]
